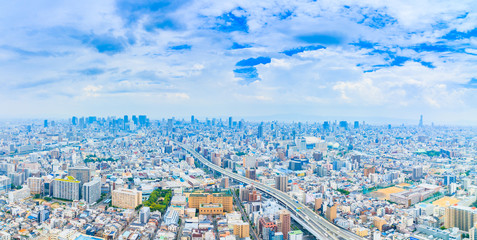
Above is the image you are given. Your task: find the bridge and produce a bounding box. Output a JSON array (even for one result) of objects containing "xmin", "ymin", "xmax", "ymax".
[{"xmin": 176, "ymin": 142, "xmax": 365, "ymax": 240}]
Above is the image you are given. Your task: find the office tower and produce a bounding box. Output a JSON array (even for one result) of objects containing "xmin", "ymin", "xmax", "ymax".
[
  {"xmin": 191, "ymin": 115, "xmax": 195, "ymax": 124},
  {"xmin": 44, "ymin": 120, "xmax": 48, "ymax": 128},
  {"xmin": 38, "ymin": 209, "xmax": 49, "ymax": 223},
  {"xmin": 419, "ymin": 115, "xmax": 423, "ymax": 127},
  {"xmin": 443, "ymin": 175, "xmax": 457, "ymax": 186},
  {"xmin": 220, "ymin": 177, "xmax": 229, "ymax": 188},
  {"xmin": 233, "ymin": 222, "xmax": 250, "ymax": 238},
  {"xmin": 82, "ymin": 179, "xmax": 101, "ymax": 204},
  {"xmin": 412, "ymin": 166, "xmax": 423, "ymax": 181},
  {"xmin": 323, "ymin": 121, "xmax": 330, "ymax": 131},
  {"xmin": 68, "ymin": 166, "xmax": 91, "ymax": 186},
  {"xmin": 188, "ymin": 190, "xmax": 233, "ymax": 212},
  {"xmin": 246, "ymin": 168, "xmax": 256, "ymax": 180},
  {"xmin": 289, "ymin": 161, "xmax": 302, "ymax": 171},
  {"xmin": 79, "ymin": 117, "xmax": 85, "ymax": 128},
  {"xmin": 275, "ymin": 176, "xmax": 289, "ymax": 192},
  {"xmin": 167, "ymin": 118, "xmax": 173, "ymax": 132},
  {"xmin": 138, "ymin": 115, "xmax": 147, "ymax": 126},
  {"xmin": 140, "ymin": 207, "xmax": 151, "ymax": 224},
  {"xmin": 354, "ymin": 121, "xmax": 359, "ymax": 129},
  {"xmin": 112, "ymin": 188, "xmax": 142, "ymax": 209},
  {"xmin": 279, "ymin": 209, "xmax": 291, "ymax": 240},
  {"xmin": 326, "ymin": 204, "xmax": 337, "ymax": 223},
  {"xmin": 124, "ymin": 115, "xmax": 129, "ymax": 123},
  {"xmin": 87, "ymin": 116, "xmax": 96, "ymax": 124},
  {"xmin": 444, "ymin": 205, "xmax": 477, "ymax": 231},
  {"xmin": 132, "ymin": 115, "xmax": 138, "ymax": 125},
  {"xmin": 339, "ymin": 121, "xmax": 348, "ymax": 130},
  {"xmin": 27, "ymin": 177, "xmax": 43, "ymax": 195},
  {"xmin": 258, "ymin": 124, "xmax": 263, "ymax": 139},
  {"xmin": 53, "ymin": 176, "xmax": 81, "ymax": 201},
  {"xmin": 72, "ymin": 116, "xmax": 78, "ymax": 125}
]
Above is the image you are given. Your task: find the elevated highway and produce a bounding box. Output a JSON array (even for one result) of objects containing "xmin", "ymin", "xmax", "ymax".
[{"xmin": 176, "ymin": 142, "xmax": 365, "ymax": 240}]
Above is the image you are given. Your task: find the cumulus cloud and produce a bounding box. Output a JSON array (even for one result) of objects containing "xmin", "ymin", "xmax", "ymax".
[{"xmin": 0, "ymin": 0, "xmax": 476, "ymax": 123}]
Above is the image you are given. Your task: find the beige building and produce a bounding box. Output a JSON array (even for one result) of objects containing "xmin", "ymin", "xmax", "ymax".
[
  {"xmin": 187, "ymin": 190, "xmax": 233, "ymax": 212},
  {"xmin": 27, "ymin": 177, "xmax": 43, "ymax": 195},
  {"xmin": 233, "ymin": 222, "xmax": 250, "ymax": 238},
  {"xmin": 445, "ymin": 205, "xmax": 477, "ymax": 232},
  {"xmin": 112, "ymin": 188, "xmax": 142, "ymax": 209}
]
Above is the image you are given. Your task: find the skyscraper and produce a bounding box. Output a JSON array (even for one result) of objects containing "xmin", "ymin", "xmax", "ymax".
[
  {"xmin": 229, "ymin": 116, "xmax": 232, "ymax": 128},
  {"xmin": 258, "ymin": 124, "xmax": 263, "ymax": 139},
  {"xmin": 279, "ymin": 209, "xmax": 291, "ymax": 240},
  {"xmin": 53, "ymin": 176, "xmax": 80, "ymax": 201},
  {"xmin": 275, "ymin": 176, "xmax": 289, "ymax": 192},
  {"xmin": 191, "ymin": 115, "xmax": 195, "ymax": 124},
  {"xmin": 419, "ymin": 115, "xmax": 423, "ymax": 127},
  {"xmin": 72, "ymin": 116, "xmax": 78, "ymax": 125},
  {"xmin": 82, "ymin": 179, "xmax": 101, "ymax": 204},
  {"xmin": 44, "ymin": 120, "xmax": 48, "ymax": 128}
]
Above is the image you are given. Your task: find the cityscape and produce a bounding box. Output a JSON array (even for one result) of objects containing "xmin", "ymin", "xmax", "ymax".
[
  {"xmin": 0, "ymin": 116, "xmax": 475, "ymax": 240},
  {"xmin": 0, "ymin": 1, "xmax": 476, "ymax": 240}
]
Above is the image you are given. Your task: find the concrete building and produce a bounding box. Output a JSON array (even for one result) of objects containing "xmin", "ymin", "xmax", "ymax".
[
  {"xmin": 326, "ymin": 204, "xmax": 337, "ymax": 223},
  {"xmin": 68, "ymin": 166, "xmax": 91, "ymax": 185},
  {"xmin": 288, "ymin": 230, "xmax": 303, "ymax": 240},
  {"xmin": 82, "ymin": 179, "xmax": 101, "ymax": 204},
  {"xmin": 199, "ymin": 203, "xmax": 224, "ymax": 215},
  {"xmin": 279, "ymin": 209, "xmax": 291, "ymax": 240},
  {"xmin": 27, "ymin": 177, "xmax": 43, "ymax": 195},
  {"xmin": 233, "ymin": 222, "xmax": 250, "ymax": 238},
  {"xmin": 8, "ymin": 186, "xmax": 30, "ymax": 203},
  {"xmin": 445, "ymin": 205, "xmax": 477, "ymax": 232},
  {"xmin": 53, "ymin": 176, "xmax": 80, "ymax": 200},
  {"xmin": 53, "ymin": 176, "xmax": 80, "ymax": 201},
  {"xmin": 140, "ymin": 207, "xmax": 151, "ymax": 224},
  {"xmin": 275, "ymin": 176, "xmax": 289, "ymax": 192},
  {"xmin": 112, "ymin": 188, "xmax": 142, "ymax": 209},
  {"xmin": 0, "ymin": 176, "xmax": 10, "ymax": 194},
  {"xmin": 188, "ymin": 190, "xmax": 233, "ymax": 212}
]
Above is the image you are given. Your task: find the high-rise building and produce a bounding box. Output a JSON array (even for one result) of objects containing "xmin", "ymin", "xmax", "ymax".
[
  {"xmin": 275, "ymin": 176, "xmax": 289, "ymax": 192},
  {"xmin": 444, "ymin": 205, "xmax": 477, "ymax": 231},
  {"xmin": 419, "ymin": 115, "xmax": 423, "ymax": 127},
  {"xmin": 288, "ymin": 230, "xmax": 303, "ymax": 240},
  {"xmin": 191, "ymin": 115, "xmax": 195, "ymax": 124},
  {"xmin": 82, "ymin": 179, "xmax": 101, "ymax": 204},
  {"xmin": 233, "ymin": 222, "xmax": 250, "ymax": 238},
  {"xmin": 354, "ymin": 121, "xmax": 359, "ymax": 129},
  {"xmin": 124, "ymin": 115, "xmax": 129, "ymax": 123},
  {"xmin": 279, "ymin": 209, "xmax": 291, "ymax": 240},
  {"xmin": 140, "ymin": 207, "xmax": 151, "ymax": 224},
  {"xmin": 53, "ymin": 176, "xmax": 81, "ymax": 201},
  {"xmin": 220, "ymin": 177, "xmax": 229, "ymax": 188},
  {"xmin": 443, "ymin": 175, "xmax": 457, "ymax": 186},
  {"xmin": 326, "ymin": 204, "xmax": 337, "ymax": 223},
  {"xmin": 412, "ymin": 166, "xmax": 423, "ymax": 181},
  {"xmin": 258, "ymin": 124, "xmax": 264, "ymax": 139},
  {"xmin": 27, "ymin": 177, "xmax": 43, "ymax": 195},
  {"xmin": 8, "ymin": 187, "xmax": 30, "ymax": 203},
  {"xmin": 68, "ymin": 166, "xmax": 91, "ymax": 186},
  {"xmin": 72, "ymin": 116, "xmax": 78, "ymax": 125},
  {"xmin": 229, "ymin": 117, "xmax": 233, "ymax": 128},
  {"xmin": 138, "ymin": 115, "xmax": 147, "ymax": 126},
  {"xmin": 132, "ymin": 115, "xmax": 138, "ymax": 125},
  {"xmin": 44, "ymin": 120, "xmax": 48, "ymax": 128},
  {"xmin": 112, "ymin": 188, "xmax": 142, "ymax": 209},
  {"xmin": 246, "ymin": 168, "xmax": 256, "ymax": 180}
]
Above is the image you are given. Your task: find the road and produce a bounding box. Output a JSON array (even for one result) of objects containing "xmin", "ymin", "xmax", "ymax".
[
  {"xmin": 231, "ymin": 188, "xmax": 260, "ymax": 240},
  {"xmin": 176, "ymin": 142, "xmax": 364, "ymax": 240}
]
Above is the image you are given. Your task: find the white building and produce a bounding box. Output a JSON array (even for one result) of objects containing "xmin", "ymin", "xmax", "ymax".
[{"xmin": 8, "ymin": 186, "xmax": 30, "ymax": 203}]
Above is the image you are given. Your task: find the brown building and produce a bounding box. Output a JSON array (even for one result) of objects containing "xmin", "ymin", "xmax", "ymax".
[
  {"xmin": 234, "ymin": 222, "xmax": 250, "ymax": 238},
  {"xmin": 246, "ymin": 168, "xmax": 256, "ymax": 180},
  {"xmin": 188, "ymin": 190, "xmax": 233, "ymax": 212},
  {"xmin": 199, "ymin": 203, "xmax": 224, "ymax": 215},
  {"xmin": 364, "ymin": 166, "xmax": 376, "ymax": 177},
  {"xmin": 314, "ymin": 198, "xmax": 323, "ymax": 212},
  {"xmin": 325, "ymin": 204, "xmax": 337, "ymax": 223},
  {"xmin": 279, "ymin": 209, "xmax": 291, "ymax": 239}
]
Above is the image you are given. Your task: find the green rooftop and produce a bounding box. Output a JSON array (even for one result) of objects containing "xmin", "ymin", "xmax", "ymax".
[{"xmin": 54, "ymin": 176, "xmax": 80, "ymax": 183}]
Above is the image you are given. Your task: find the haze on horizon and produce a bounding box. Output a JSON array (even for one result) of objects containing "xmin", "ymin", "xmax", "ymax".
[{"xmin": 0, "ymin": 0, "xmax": 476, "ymax": 125}]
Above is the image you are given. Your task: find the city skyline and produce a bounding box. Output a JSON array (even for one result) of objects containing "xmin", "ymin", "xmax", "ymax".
[{"xmin": 0, "ymin": 1, "xmax": 476, "ymax": 123}]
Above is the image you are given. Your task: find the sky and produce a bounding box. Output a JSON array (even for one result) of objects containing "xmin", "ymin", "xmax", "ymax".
[{"xmin": 0, "ymin": 0, "xmax": 476, "ymax": 124}]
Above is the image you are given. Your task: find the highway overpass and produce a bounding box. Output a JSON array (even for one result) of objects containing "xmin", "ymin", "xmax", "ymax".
[{"xmin": 176, "ymin": 142, "xmax": 365, "ymax": 240}]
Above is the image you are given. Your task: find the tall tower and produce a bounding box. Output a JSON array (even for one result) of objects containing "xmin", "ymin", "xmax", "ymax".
[{"xmin": 419, "ymin": 115, "xmax": 423, "ymax": 127}]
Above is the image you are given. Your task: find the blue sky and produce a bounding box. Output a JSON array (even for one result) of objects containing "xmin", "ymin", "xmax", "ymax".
[{"xmin": 0, "ymin": 0, "xmax": 476, "ymax": 124}]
